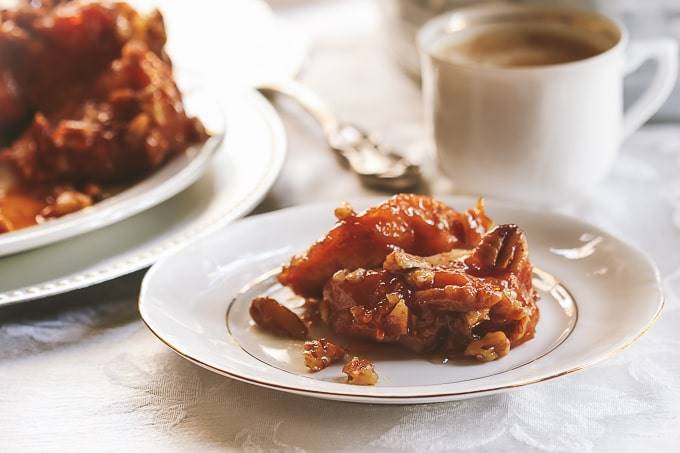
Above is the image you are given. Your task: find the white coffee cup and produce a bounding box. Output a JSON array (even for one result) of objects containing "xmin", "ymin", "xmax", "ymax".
[{"xmin": 417, "ymin": 4, "xmax": 678, "ymax": 206}]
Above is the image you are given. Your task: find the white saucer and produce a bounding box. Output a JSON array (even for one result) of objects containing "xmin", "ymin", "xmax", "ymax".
[
  {"xmin": 0, "ymin": 88, "xmax": 285, "ymax": 306},
  {"xmin": 139, "ymin": 196, "xmax": 663, "ymax": 404}
]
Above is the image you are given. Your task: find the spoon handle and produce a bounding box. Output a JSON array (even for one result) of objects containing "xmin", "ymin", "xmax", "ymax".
[
  {"xmin": 257, "ymin": 80, "xmax": 422, "ymax": 191},
  {"xmin": 257, "ymin": 79, "xmax": 339, "ymax": 138}
]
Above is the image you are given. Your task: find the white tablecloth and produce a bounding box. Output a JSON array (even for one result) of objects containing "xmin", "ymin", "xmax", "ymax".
[{"xmin": 2, "ymin": 1, "xmax": 679, "ymax": 451}]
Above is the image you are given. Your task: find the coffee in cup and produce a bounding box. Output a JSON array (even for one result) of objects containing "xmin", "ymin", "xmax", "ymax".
[
  {"xmin": 432, "ymin": 24, "xmax": 607, "ymax": 68},
  {"xmin": 418, "ymin": 4, "xmax": 679, "ymax": 205}
]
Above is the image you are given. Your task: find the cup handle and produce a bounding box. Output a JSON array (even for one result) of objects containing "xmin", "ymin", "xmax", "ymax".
[{"xmin": 622, "ymin": 38, "xmax": 679, "ymax": 139}]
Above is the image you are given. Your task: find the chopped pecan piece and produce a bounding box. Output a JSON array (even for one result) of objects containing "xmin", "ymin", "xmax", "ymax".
[
  {"xmin": 383, "ymin": 249, "xmax": 433, "ymax": 272},
  {"xmin": 384, "ymin": 296, "xmax": 408, "ymax": 337},
  {"xmin": 413, "ymin": 283, "xmax": 503, "ymax": 312},
  {"xmin": 303, "ymin": 338, "xmax": 346, "ymax": 372},
  {"xmin": 383, "ymin": 248, "xmax": 471, "ymax": 272},
  {"xmin": 41, "ymin": 189, "xmax": 93, "ymax": 218},
  {"xmin": 249, "ymin": 297, "xmax": 308, "ymax": 340},
  {"xmin": 342, "ymin": 357, "xmax": 379, "ymax": 385},
  {"xmin": 464, "ymin": 331, "xmax": 511, "ymax": 361},
  {"xmin": 404, "ymin": 268, "xmax": 435, "ymax": 289}
]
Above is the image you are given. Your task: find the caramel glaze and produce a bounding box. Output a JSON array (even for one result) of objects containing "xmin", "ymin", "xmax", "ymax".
[
  {"xmin": 0, "ymin": 192, "xmax": 45, "ymax": 232},
  {"xmin": 0, "ymin": 180, "xmax": 118, "ymax": 233}
]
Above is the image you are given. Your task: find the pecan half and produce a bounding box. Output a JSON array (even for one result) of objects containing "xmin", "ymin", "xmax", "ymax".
[
  {"xmin": 466, "ymin": 224, "xmax": 528, "ymax": 275},
  {"xmin": 249, "ymin": 296, "xmax": 308, "ymax": 340}
]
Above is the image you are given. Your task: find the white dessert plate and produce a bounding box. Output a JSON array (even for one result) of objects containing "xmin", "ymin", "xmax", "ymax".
[
  {"xmin": 0, "ymin": 88, "xmax": 285, "ymax": 306},
  {"xmin": 0, "ymin": 86, "xmax": 225, "ymax": 258},
  {"xmin": 139, "ymin": 196, "xmax": 663, "ymax": 404}
]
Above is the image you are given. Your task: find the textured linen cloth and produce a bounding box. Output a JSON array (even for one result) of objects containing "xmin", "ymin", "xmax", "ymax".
[{"xmin": 2, "ymin": 1, "xmax": 680, "ymax": 451}]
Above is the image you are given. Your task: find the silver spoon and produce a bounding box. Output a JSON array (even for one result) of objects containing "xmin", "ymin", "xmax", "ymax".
[{"xmin": 257, "ymin": 79, "xmax": 422, "ymax": 191}]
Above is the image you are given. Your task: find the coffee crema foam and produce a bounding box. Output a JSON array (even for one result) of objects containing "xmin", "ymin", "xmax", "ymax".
[{"xmin": 433, "ymin": 24, "xmax": 609, "ymax": 68}]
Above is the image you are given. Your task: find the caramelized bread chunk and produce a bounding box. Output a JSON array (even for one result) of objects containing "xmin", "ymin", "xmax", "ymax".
[
  {"xmin": 321, "ymin": 224, "xmax": 539, "ymax": 359},
  {"xmin": 279, "ymin": 194, "xmax": 492, "ymax": 298}
]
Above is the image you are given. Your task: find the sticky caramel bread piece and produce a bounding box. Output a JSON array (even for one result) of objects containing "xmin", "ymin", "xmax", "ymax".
[
  {"xmin": 322, "ymin": 224, "xmax": 539, "ymax": 361},
  {"xmin": 279, "ymin": 194, "xmax": 492, "ymax": 298}
]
